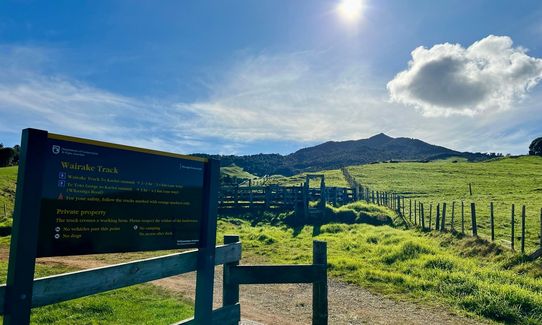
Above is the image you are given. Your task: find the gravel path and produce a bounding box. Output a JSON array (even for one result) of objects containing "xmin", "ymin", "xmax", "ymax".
[{"xmin": 40, "ymin": 256, "xmax": 487, "ymax": 325}]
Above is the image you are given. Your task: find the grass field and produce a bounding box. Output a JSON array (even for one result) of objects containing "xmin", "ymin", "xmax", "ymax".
[
  {"xmin": 264, "ymin": 169, "xmax": 349, "ymax": 188},
  {"xmin": 346, "ymin": 156, "xmax": 542, "ymax": 252},
  {"xmin": 0, "ymin": 258, "xmax": 193, "ymax": 324},
  {"xmin": 218, "ymin": 217, "xmax": 542, "ymax": 324},
  {"xmin": 0, "ymin": 166, "xmax": 16, "ymax": 227}
]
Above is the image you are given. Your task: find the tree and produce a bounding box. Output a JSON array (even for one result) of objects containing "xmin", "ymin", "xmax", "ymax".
[
  {"xmin": 0, "ymin": 147, "xmax": 15, "ymax": 167},
  {"xmin": 529, "ymin": 137, "xmax": 542, "ymax": 156}
]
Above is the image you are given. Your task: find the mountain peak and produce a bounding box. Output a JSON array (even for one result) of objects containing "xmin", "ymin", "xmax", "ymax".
[{"xmin": 368, "ymin": 133, "xmax": 393, "ymax": 140}]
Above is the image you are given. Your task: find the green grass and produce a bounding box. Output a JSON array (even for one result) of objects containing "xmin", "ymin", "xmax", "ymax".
[
  {"xmin": 0, "ymin": 257, "xmax": 194, "ymax": 324},
  {"xmin": 0, "ymin": 166, "xmax": 17, "ymax": 227},
  {"xmin": 218, "ymin": 217, "xmax": 542, "ymax": 324},
  {"xmin": 221, "ymin": 165, "xmax": 257, "ymax": 180},
  {"xmin": 266, "ymin": 169, "xmax": 349, "ymax": 188},
  {"xmin": 345, "ymin": 156, "xmax": 542, "ymax": 252}
]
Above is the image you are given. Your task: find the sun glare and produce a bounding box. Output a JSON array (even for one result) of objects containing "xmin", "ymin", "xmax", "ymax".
[{"xmin": 336, "ymin": 0, "xmax": 365, "ymax": 23}]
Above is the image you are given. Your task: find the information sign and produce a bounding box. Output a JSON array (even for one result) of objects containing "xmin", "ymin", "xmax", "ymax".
[{"xmin": 33, "ymin": 131, "xmax": 207, "ymax": 256}]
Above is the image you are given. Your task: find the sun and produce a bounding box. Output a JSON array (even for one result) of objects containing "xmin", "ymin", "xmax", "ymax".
[{"xmin": 336, "ymin": 0, "xmax": 365, "ymax": 23}]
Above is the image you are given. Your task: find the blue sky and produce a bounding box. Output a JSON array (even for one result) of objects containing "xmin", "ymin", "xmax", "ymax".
[{"xmin": 1, "ymin": 0, "xmax": 541, "ymax": 155}]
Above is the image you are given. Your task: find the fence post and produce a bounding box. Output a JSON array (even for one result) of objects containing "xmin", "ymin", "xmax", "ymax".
[
  {"xmin": 414, "ymin": 200, "xmax": 418, "ymax": 225},
  {"xmin": 313, "ymin": 240, "xmax": 328, "ymax": 325},
  {"xmin": 521, "ymin": 205, "xmax": 526, "ymax": 255},
  {"xmin": 451, "ymin": 202, "xmax": 455, "ymax": 231},
  {"xmin": 471, "ymin": 202, "xmax": 478, "ymax": 237},
  {"xmin": 510, "ymin": 204, "xmax": 516, "ymax": 250},
  {"xmin": 223, "ymin": 235, "xmax": 240, "ymax": 307},
  {"xmin": 461, "ymin": 201, "xmax": 465, "ymax": 235},
  {"xmin": 441, "ymin": 203, "xmax": 447, "ymax": 232},
  {"xmin": 409, "ymin": 200, "xmax": 412, "ymax": 222},
  {"xmin": 429, "ymin": 203, "xmax": 433, "ymax": 230},
  {"xmin": 421, "ymin": 203, "xmax": 425, "ymax": 230},
  {"xmin": 490, "ymin": 202, "xmax": 494, "ymax": 241},
  {"xmin": 435, "ymin": 203, "xmax": 440, "ymax": 231},
  {"xmin": 402, "ymin": 197, "xmax": 405, "ymax": 216},
  {"xmin": 249, "ymin": 180, "xmax": 253, "ymax": 210}
]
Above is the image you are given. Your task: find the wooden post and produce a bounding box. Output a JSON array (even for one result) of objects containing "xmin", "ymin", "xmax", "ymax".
[
  {"xmin": 441, "ymin": 203, "xmax": 447, "ymax": 232},
  {"xmin": 435, "ymin": 203, "xmax": 440, "ymax": 231},
  {"xmin": 429, "ymin": 203, "xmax": 433, "ymax": 230},
  {"xmin": 510, "ymin": 204, "xmax": 516, "ymax": 250},
  {"xmin": 490, "ymin": 202, "xmax": 494, "ymax": 241},
  {"xmin": 409, "ymin": 199, "xmax": 412, "ymax": 222},
  {"xmin": 469, "ymin": 183, "xmax": 472, "ymax": 196},
  {"xmin": 421, "ymin": 203, "xmax": 425, "ymax": 230},
  {"xmin": 451, "ymin": 202, "xmax": 455, "ymax": 231},
  {"xmin": 223, "ymin": 235, "xmax": 240, "ymax": 307},
  {"xmin": 194, "ymin": 158, "xmax": 220, "ymax": 325},
  {"xmin": 4, "ymin": 129, "xmax": 47, "ymax": 325},
  {"xmin": 249, "ymin": 180, "xmax": 253, "ymax": 210},
  {"xmin": 402, "ymin": 197, "xmax": 405, "ymax": 216},
  {"xmin": 313, "ymin": 240, "xmax": 328, "ymax": 325},
  {"xmin": 521, "ymin": 205, "xmax": 526, "ymax": 255},
  {"xmin": 471, "ymin": 202, "xmax": 478, "ymax": 237},
  {"xmin": 414, "ymin": 200, "xmax": 418, "ymax": 225},
  {"xmin": 461, "ymin": 201, "xmax": 465, "ymax": 234},
  {"xmin": 320, "ymin": 177, "xmax": 326, "ymax": 210}
]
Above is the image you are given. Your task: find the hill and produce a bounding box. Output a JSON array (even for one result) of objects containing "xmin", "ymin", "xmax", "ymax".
[{"xmin": 198, "ymin": 133, "xmax": 492, "ymax": 176}]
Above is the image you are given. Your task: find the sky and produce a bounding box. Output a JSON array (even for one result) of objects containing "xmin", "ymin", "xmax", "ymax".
[{"xmin": 0, "ymin": 0, "xmax": 541, "ymax": 155}]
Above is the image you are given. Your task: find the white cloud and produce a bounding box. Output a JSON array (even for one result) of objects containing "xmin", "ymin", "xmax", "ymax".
[{"xmin": 387, "ymin": 35, "xmax": 542, "ymax": 116}]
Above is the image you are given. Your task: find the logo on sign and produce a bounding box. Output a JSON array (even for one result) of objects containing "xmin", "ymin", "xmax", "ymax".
[{"xmin": 52, "ymin": 145, "xmax": 61, "ymax": 155}]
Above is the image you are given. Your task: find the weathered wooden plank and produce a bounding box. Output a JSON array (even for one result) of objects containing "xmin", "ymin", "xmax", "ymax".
[
  {"xmin": 0, "ymin": 243, "xmax": 241, "ymax": 313},
  {"xmin": 228, "ymin": 265, "xmax": 325, "ymax": 285},
  {"xmin": 176, "ymin": 303, "xmax": 241, "ymax": 325}
]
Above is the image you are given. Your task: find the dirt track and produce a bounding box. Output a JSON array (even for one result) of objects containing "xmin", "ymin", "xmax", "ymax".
[{"xmin": 40, "ymin": 256, "xmax": 487, "ymax": 325}]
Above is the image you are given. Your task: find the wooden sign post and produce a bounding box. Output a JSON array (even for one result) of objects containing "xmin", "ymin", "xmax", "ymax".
[{"xmin": 4, "ymin": 129, "xmax": 217, "ymax": 324}]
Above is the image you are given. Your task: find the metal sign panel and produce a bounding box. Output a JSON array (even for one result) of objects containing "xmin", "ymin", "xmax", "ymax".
[{"xmin": 32, "ymin": 131, "xmax": 207, "ymax": 256}]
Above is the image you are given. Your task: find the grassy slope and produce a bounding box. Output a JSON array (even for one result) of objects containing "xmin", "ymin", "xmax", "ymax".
[
  {"xmin": 221, "ymin": 165, "xmax": 257, "ymax": 180},
  {"xmin": 346, "ymin": 156, "xmax": 542, "ymax": 251},
  {"xmin": 218, "ymin": 217, "xmax": 542, "ymax": 324},
  {"xmin": 266, "ymin": 169, "xmax": 349, "ymax": 188},
  {"xmin": 0, "ymin": 167, "xmax": 16, "ymax": 227}
]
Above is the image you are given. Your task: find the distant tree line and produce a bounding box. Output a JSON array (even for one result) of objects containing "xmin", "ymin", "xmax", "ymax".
[{"xmin": 0, "ymin": 143, "xmax": 20, "ymax": 167}]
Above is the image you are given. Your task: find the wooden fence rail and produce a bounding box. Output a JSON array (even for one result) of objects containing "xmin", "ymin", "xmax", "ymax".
[{"xmin": 0, "ymin": 236, "xmax": 329, "ymax": 324}]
